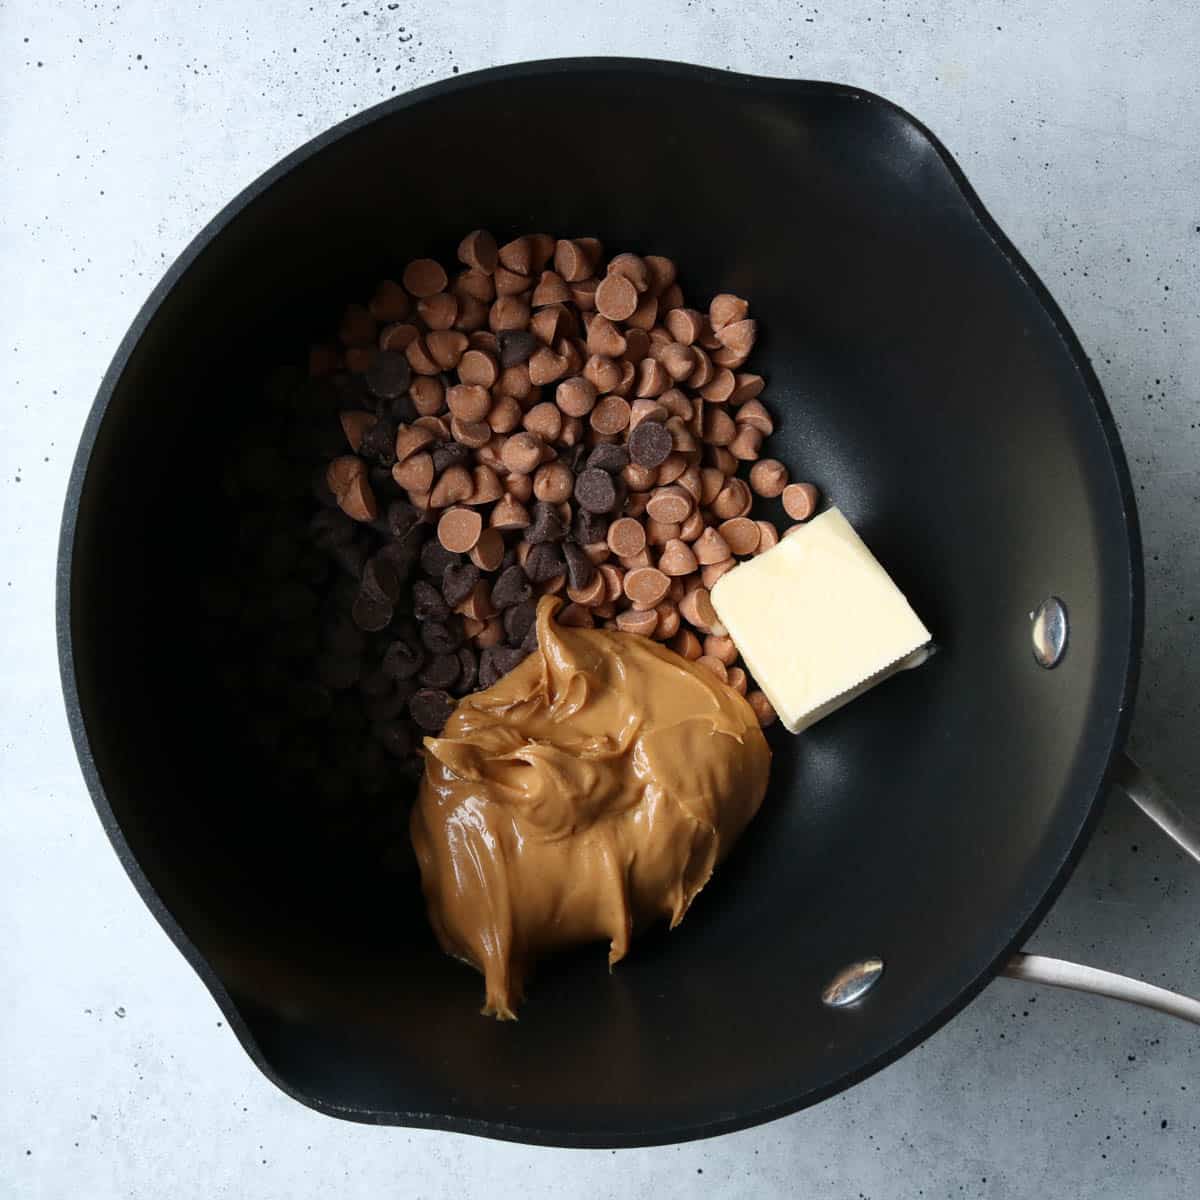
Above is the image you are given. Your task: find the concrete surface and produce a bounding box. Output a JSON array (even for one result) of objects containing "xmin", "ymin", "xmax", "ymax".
[{"xmin": 2, "ymin": 1, "xmax": 1198, "ymax": 1196}]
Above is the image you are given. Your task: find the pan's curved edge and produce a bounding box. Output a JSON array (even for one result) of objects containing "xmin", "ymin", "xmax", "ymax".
[{"xmin": 56, "ymin": 56, "xmax": 1144, "ymax": 1148}]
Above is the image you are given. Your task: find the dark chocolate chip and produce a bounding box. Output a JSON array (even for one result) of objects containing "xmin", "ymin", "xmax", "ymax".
[
  {"xmin": 316, "ymin": 652, "xmax": 361, "ymax": 690},
  {"xmin": 572, "ymin": 508, "xmax": 609, "ymax": 545},
  {"xmin": 421, "ymin": 616, "xmax": 465, "ymax": 655},
  {"xmin": 375, "ymin": 535, "xmax": 419, "ymax": 583},
  {"xmin": 369, "ymin": 464, "xmax": 402, "ymax": 501},
  {"xmin": 351, "ymin": 590, "xmax": 394, "ymax": 632},
  {"xmin": 389, "ymin": 392, "xmax": 418, "ymax": 424},
  {"xmin": 521, "ymin": 618, "xmax": 540, "ymax": 653},
  {"xmin": 500, "ymin": 547, "xmax": 519, "ymax": 573},
  {"xmin": 431, "ymin": 441, "xmax": 473, "ymax": 474},
  {"xmin": 324, "ymin": 616, "xmax": 366, "ymax": 657},
  {"xmin": 412, "ymin": 579, "xmax": 450, "ymax": 621},
  {"xmin": 358, "ymin": 667, "xmax": 394, "ymax": 700},
  {"xmin": 456, "ymin": 646, "xmax": 478, "ymax": 695},
  {"xmin": 491, "ymin": 564, "xmax": 532, "ymax": 609},
  {"xmin": 361, "ymin": 555, "xmax": 402, "ymax": 605},
  {"xmin": 562, "ymin": 540, "xmax": 595, "ymax": 590},
  {"xmin": 420, "ymin": 539, "xmax": 461, "ymax": 579},
  {"xmin": 574, "ymin": 467, "xmax": 617, "ymax": 514},
  {"xmin": 309, "ymin": 507, "xmax": 356, "ymax": 549},
  {"xmin": 330, "ymin": 539, "xmax": 368, "ymax": 580},
  {"xmin": 365, "ymin": 686, "xmax": 410, "ymax": 723},
  {"xmin": 410, "ymin": 688, "xmax": 456, "ymax": 734},
  {"xmin": 523, "ymin": 541, "xmax": 564, "ymax": 584},
  {"xmin": 628, "ymin": 419, "xmax": 673, "ymax": 468},
  {"xmin": 492, "ymin": 646, "xmax": 529, "ymax": 676},
  {"xmin": 372, "ymin": 719, "xmax": 415, "ymax": 758},
  {"xmin": 587, "ymin": 443, "xmax": 629, "ymax": 474},
  {"xmin": 365, "ymin": 350, "xmax": 412, "ymax": 400},
  {"xmin": 498, "ymin": 330, "xmax": 538, "ymax": 367},
  {"xmin": 387, "ymin": 499, "xmax": 421, "ymax": 541},
  {"xmin": 419, "ymin": 651, "xmax": 461, "ymax": 690},
  {"xmin": 361, "ymin": 416, "xmax": 398, "ymax": 465},
  {"xmin": 503, "ymin": 599, "xmax": 538, "ymax": 645},
  {"xmin": 525, "ymin": 500, "xmax": 566, "ymax": 544},
  {"xmin": 382, "ymin": 639, "xmax": 424, "ymax": 679},
  {"xmin": 568, "ymin": 443, "xmax": 589, "ymax": 473},
  {"xmin": 441, "ymin": 561, "xmax": 480, "ymax": 608}
]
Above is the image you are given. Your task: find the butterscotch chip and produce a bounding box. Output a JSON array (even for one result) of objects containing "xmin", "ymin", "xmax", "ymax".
[
  {"xmin": 749, "ymin": 458, "xmax": 788, "ymax": 497},
  {"xmin": 419, "ymin": 292, "xmax": 459, "ymax": 330},
  {"xmin": 500, "ymin": 432, "xmax": 544, "ymax": 475},
  {"xmin": 490, "ymin": 494, "xmax": 531, "ymax": 530},
  {"xmin": 754, "ymin": 520, "xmax": 779, "ymax": 554},
  {"xmin": 656, "ymin": 453, "xmax": 688, "ymax": 486},
  {"xmin": 615, "ymin": 607, "xmax": 657, "ymax": 636},
  {"xmin": 729, "ymin": 372, "xmax": 765, "ymax": 407},
  {"xmin": 413, "ymin": 414, "xmax": 450, "ymax": 440},
  {"xmin": 645, "ymin": 485, "xmax": 694, "ymax": 525},
  {"xmin": 693, "ymin": 527, "xmax": 731, "ymax": 565},
  {"xmin": 666, "ymin": 416, "xmax": 698, "ymax": 453},
  {"xmin": 553, "ymin": 602, "xmax": 591, "ymax": 628},
  {"xmin": 450, "ymin": 416, "xmax": 491, "ymax": 448},
  {"xmin": 466, "ymin": 465, "xmax": 504, "ymax": 505},
  {"xmin": 656, "ymin": 343, "xmax": 694, "ymax": 383},
  {"xmin": 718, "ymin": 517, "xmax": 760, "ymax": 556},
  {"xmin": 405, "ymin": 375, "xmax": 441, "ymax": 415},
  {"xmin": 705, "ymin": 444, "xmax": 738, "ymax": 477},
  {"xmin": 606, "ymin": 517, "xmax": 646, "ymax": 558},
  {"xmin": 498, "ymin": 235, "xmax": 533, "ymax": 275},
  {"xmin": 635, "ymin": 358, "xmax": 669, "ymax": 398},
  {"xmin": 405, "ymin": 335, "xmax": 440, "ymax": 375},
  {"xmin": 699, "ymin": 367, "xmax": 736, "ymax": 403},
  {"xmin": 587, "ymin": 314, "xmax": 627, "ymax": 358},
  {"xmin": 555, "ymin": 375, "xmax": 597, "ymax": 418},
  {"xmin": 487, "ymin": 394, "xmax": 523, "ymax": 433},
  {"xmin": 736, "ymin": 399, "xmax": 774, "ymax": 436},
  {"xmin": 531, "ymin": 270, "xmax": 571, "ymax": 307},
  {"xmin": 462, "ymin": 616, "xmax": 486, "ymax": 640},
  {"xmin": 729, "ymin": 426, "xmax": 763, "ymax": 461},
  {"xmin": 653, "ymin": 603, "xmax": 681, "ymax": 640},
  {"xmin": 676, "ymin": 465, "xmax": 703, "ymax": 501},
  {"xmin": 595, "ymin": 273, "xmax": 638, "ymax": 321},
  {"xmin": 746, "ymin": 690, "xmax": 776, "ymax": 727},
  {"xmin": 475, "ymin": 616, "xmax": 505, "ymax": 648},
  {"xmin": 402, "ymin": 258, "xmax": 448, "ymax": 298},
  {"xmin": 704, "ymin": 635, "xmax": 738, "ymax": 666},
  {"xmin": 724, "ymin": 666, "xmax": 748, "ymax": 696},
  {"xmin": 782, "ymin": 482, "xmax": 819, "ymax": 521},
  {"xmin": 695, "ymin": 655, "xmax": 728, "ymax": 682},
  {"xmin": 717, "ymin": 478, "xmax": 754, "ymax": 519},
  {"xmin": 581, "ymin": 540, "xmax": 611, "ymax": 565},
  {"xmin": 339, "ymin": 410, "xmax": 375, "ymax": 452},
  {"xmin": 645, "ymin": 518, "xmax": 681, "ymax": 547},
  {"xmin": 429, "ymin": 465, "xmax": 474, "ymax": 508},
  {"xmin": 532, "ymin": 461, "xmax": 573, "ymax": 504},
  {"xmin": 659, "ymin": 282, "xmax": 684, "ymax": 310},
  {"xmin": 455, "ymin": 580, "xmax": 496, "ymax": 623},
  {"xmin": 366, "ymin": 281, "xmax": 410, "ymax": 325},
  {"xmin": 628, "ymin": 399, "xmax": 667, "ymax": 431},
  {"xmin": 658, "ymin": 538, "xmax": 698, "ymax": 577},
  {"xmin": 505, "ymin": 472, "xmax": 534, "ymax": 503},
  {"xmin": 700, "ymin": 558, "xmax": 737, "ymax": 589},
  {"xmin": 567, "ymin": 572, "xmax": 607, "ymax": 607},
  {"xmin": 643, "ymin": 254, "xmax": 677, "ymax": 295},
  {"xmin": 597, "ymin": 563, "xmax": 625, "ymax": 603},
  {"xmin": 455, "ymin": 268, "xmax": 495, "ymax": 303},
  {"xmin": 624, "ymin": 566, "xmax": 671, "ymax": 609},
  {"xmin": 569, "ymin": 278, "xmax": 599, "ymax": 311},
  {"xmin": 437, "ymin": 506, "xmax": 483, "ymax": 554},
  {"xmin": 711, "ymin": 343, "xmax": 749, "ymax": 370},
  {"xmin": 522, "ymin": 401, "xmax": 563, "ymax": 442},
  {"xmin": 709, "ymin": 293, "xmax": 748, "ymax": 330},
  {"xmin": 378, "ymin": 322, "xmax": 418, "ymax": 353},
  {"xmin": 556, "ymin": 335, "xmax": 584, "ymax": 376},
  {"xmin": 590, "ymin": 395, "xmax": 631, "ymax": 436},
  {"xmin": 696, "ymin": 468, "xmax": 723, "ymax": 507},
  {"xmin": 662, "ymin": 308, "xmax": 702, "ymax": 345},
  {"xmin": 679, "ymin": 509, "xmax": 706, "ymax": 542},
  {"xmin": 716, "ymin": 317, "xmax": 756, "ymax": 355},
  {"xmin": 426, "ymin": 330, "xmax": 469, "ymax": 371},
  {"xmin": 607, "ymin": 252, "xmax": 651, "ymax": 292},
  {"xmin": 669, "ymin": 627, "xmax": 702, "ymax": 660},
  {"xmin": 456, "ymin": 296, "xmax": 490, "ymax": 333},
  {"xmin": 622, "ymin": 327, "xmax": 650, "ymax": 365},
  {"xmin": 468, "ymin": 527, "xmax": 505, "ymax": 572},
  {"xmin": 528, "ymin": 346, "xmax": 569, "ymax": 386},
  {"xmin": 554, "ymin": 239, "xmax": 592, "ymax": 283},
  {"xmin": 618, "ymin": 547, "xmax": 653, "ymax": 571},
  {"xmin": 688, "ymin": 346, "xmax": 714, "ymax": 390},
  {"xmin": 679, "ymin": 585, "xmax": 722, "ymax": 634},
  {"xmin": 457, "ymin": 230, "xmax": 498, "ymax": 272},
  {"xmin": 582, "ymin": 354, "xmax": 622, "ymax": 395},
  {"xmin": 457, "ymin": 348, "xmax": 499, "ymax": 388},
  {"xmin": 326, "ymin": 454, "xmax": 365, "ymax": 496},
  {"xmin": 621, "ymin": 462, "xmax": 658, "ymax": 492},
  {"xmin": 626, "ymin": 294, "xmax": 658, "ymax": 331},
  {"xmin": 489, "ymin": 296, "xmax": 531, "ymax": 334},
  {"xmin": 445, "ymin": 383, "xmax": 491, "ymax": 423},
  {"xmin": 392, "ymin": 451, "xmax": 434, "ymax": 493},
  {"xmin": 496, "ymin": 363, "xmax": 533, "ymax": 399}
]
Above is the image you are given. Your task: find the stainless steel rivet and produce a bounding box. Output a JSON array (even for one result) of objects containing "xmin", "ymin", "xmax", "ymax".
[
  {"xmin": 822, "ymin": 958, "xmax": 884, "ymax": 1008},
  {"xmin": 1031, "ymin": 596, "xmax": 1069, "ymax": 669}
]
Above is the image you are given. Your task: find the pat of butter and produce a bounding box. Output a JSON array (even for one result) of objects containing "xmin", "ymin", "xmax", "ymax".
[{"xmin": 710, "ymin": 507, "xmax": 931, "ymax": 733}]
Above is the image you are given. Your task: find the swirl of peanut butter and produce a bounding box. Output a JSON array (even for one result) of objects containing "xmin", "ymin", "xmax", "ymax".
[{"xmin": 411, "ymin": 596, "xmax": 771, "ymax": 1019}]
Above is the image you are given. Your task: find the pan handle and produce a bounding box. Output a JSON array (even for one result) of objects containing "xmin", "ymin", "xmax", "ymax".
[{"xmin": 1000, "ymin": 753, "xmax": 1200, "ymax": 1025}]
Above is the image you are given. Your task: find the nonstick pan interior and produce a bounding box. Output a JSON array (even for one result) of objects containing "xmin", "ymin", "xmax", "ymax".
[{"xmin": 60, "ymin": 60, "xmax": 1140, "ymax": 1146}]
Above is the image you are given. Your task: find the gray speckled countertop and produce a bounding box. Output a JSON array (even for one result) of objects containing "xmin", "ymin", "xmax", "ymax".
[{"xmin": 2, "ymin": 2, "xmax": 1198, "ymax": 1196}]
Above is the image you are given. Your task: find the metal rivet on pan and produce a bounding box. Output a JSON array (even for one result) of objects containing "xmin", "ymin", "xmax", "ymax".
[
  {"xmin": 822, "ymin": 958, "xmax": 884, "ymax": 1008},
  {"xmin": 1031, "ymin": 596, "xmax": 1069, "ymax": 669}
]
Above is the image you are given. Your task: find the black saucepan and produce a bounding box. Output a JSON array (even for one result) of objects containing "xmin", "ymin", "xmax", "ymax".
[{"xmin": 61, "ymin": 59, "xmax": 1187, "ymax": 1147}]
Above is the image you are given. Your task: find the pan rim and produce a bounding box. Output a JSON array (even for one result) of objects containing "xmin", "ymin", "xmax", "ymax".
[{"xmin": 56, "ymin": 55, "xmax": 1143, "ymax": 1148}]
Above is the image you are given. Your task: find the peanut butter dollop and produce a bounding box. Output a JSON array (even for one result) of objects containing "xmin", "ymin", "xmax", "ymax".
[{"xmin": 411, "ymin": 596, "xmax": 771, "ymax": 1018}]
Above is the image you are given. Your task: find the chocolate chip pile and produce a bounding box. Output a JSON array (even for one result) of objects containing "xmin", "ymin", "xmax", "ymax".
[{"xmin": 313, "ymin": 230, "xmax": 820, "ymax": 750}]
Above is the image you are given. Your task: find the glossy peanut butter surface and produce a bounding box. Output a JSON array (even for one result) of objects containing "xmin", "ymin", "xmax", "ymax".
[{"xmin": 412, "ymin": 596, "xmax": 770, "ymax": 1018}]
